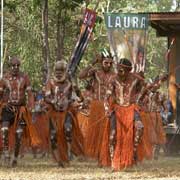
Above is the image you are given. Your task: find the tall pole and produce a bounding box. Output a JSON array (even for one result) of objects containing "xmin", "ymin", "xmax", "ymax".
[{"xmin": 0, "ymin": 0, "xmax": 4, "ymax": 78}]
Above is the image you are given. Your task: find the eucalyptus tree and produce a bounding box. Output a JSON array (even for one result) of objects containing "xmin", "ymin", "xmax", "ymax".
[
  {"xmin": 2, "ymin": 0, "xmax": 175, "ymax": 89},
  {"xmin": 3, "ymin": 0, "xmax": 85, "ymax": 89},
  {"xmin": 3, "ymin": 0, "xmax": 42, "ymax": 89}
]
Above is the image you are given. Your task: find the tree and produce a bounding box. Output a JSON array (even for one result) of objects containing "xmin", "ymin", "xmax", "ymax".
[
  {"xmin": 42, "ymin": 0, "xmax": 50, "ymax": 80},
  {"xmin": 2, "ymin": 0, "xmax": 174, "ymax": 89}
]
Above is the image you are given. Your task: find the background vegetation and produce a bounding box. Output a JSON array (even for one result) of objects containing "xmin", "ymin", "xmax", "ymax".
[{"xmin": 2, "ymin": 0, "xmax": 179, "ymax": 90}]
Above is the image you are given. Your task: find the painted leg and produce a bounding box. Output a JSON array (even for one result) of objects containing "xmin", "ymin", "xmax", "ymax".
[
  {"xmin": 134, "ymin": 118, "xmax": 144, "ymax": 162},
  {"xmin": 11, "ymin": 126, "xmax": 24, "ymax": 167},
  {"xmin": 154, "ymin": 144, "xmax": 161, "ymax": 160},
  {"xmin": 50, "ymin": 128, "xmax": 64, "ymax": 167},
  {"xmin": 64, "ymin": 112, "xmax": 73, "ymax": 161},
  {"xmin": 1, "ymin": 125, "xmax": 10, "ymax": 166},
  {"xmin": 109, "ymin": 111, "xmax": 116, "ymax": 162}
]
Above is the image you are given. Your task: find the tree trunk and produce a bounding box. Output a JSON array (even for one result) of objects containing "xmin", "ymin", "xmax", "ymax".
[
  {"xmin": 42, "ymin": 0, "xmax": 50, "ymax": 82},
  {"xmin": 56, "ymin": 1, "xmax": 66, "ymax": 62}
]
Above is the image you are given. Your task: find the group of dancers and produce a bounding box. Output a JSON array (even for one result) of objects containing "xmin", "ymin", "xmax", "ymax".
[{"xmin": 0, "ymin": 51, "xmax": 177, "ymax": 171}]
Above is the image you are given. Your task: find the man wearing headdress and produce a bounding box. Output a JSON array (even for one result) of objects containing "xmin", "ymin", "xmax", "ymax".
[
  {"xmin": 44, "ymin": 61, "xmax": 84, "ymax": 167},
  {"xmin": 0, "ymin": 57, "xmax": 40, "ymax": 167},
  {"xmin": 79, "ymin": 49, "xmax": 116, "ymax": 159},
  {"xmin": 99, "ymin": 58, "xmax": 144, "ymax": 171}
]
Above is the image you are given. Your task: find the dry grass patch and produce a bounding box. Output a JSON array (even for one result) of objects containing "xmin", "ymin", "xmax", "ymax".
[{"xmin": 0, "ymin": 155, "xmax": 180, "ymax": 180}]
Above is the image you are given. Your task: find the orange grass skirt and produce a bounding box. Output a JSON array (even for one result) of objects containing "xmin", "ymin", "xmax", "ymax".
[
  {"xmin": 6, "ymin": 106, "xmax": 42, "ymax": 153},
  {"xmin": 137, "ymin": 111, "xmax": 153, "ymax": 161},
  {"xmin": 99, "ymin": 104, "xmax": 147, "ymax": 170},
  {"xmin": 33, "ymin": 113, "xmax": 49, "ymax": 151},
  {"xmin": 76, "ymin": 112, "xmax": 89, "ymax": 148},
  {"xmin": 148, "ymin": 112, "xmax": 166, "ymax": 145},
  {"xmin": 48, "ymin": 108, "xmax": 84, "ymax": 162},
  {"xmin": 84, "ymin": 100, "xmax": 107, "ymax": 159}
]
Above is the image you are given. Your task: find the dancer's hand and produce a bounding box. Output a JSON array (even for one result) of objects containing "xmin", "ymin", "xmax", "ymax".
[
  {"xmin": 92, "ymin": 54, "xmax": 101, "ymax": 65},
  {"xmin": 105, "ymin": 110, "xmax": 111, "ymax": 118}
]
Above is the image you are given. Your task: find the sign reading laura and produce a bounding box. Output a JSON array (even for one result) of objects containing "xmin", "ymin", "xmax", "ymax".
[{"xmin": 105, "ymin": 13, "xmax": 148, "ymax": 30}]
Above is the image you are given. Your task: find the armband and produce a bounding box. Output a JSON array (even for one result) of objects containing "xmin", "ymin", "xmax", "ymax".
[
  {"xmin": 26, "ymin": 86, "xmax": 32, "ymax": 91},
  {"xmin": 51, "ymin": 99, "xmax": 56, "ymax": 104},
  {"xmin": 106, "ymin": 90, "xmax": 112, "ymax": 95},
  {"xmin": 45, "ymin": 91, "xmax": 51, "ymax": 96},
  {"xmin": 104, "ymin": 106, "xmax": 109, "ymax": 111},
  {"xmin": 104, "ymin": 102, "xmax": 110, "ymax": 111}
]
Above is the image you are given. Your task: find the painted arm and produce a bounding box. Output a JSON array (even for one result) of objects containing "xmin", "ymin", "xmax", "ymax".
[
  {"xmin": 104, "ymin": 81, "xmax": 115, "ymax": 117},
  {"xmin": 79, "ymin": 55, "xmax": 101, "ymax": 79},
  {"xmin": 44, "ymin": 79, "xmax": 54, "ymax": 105},
  {"xmin": 79, "ymin": 66, "xmax": 97, "ymax": 79},
  {"xmin": 174, "ymin": 83, "xmax": 180, "ymax": 90},
  {"xmin": 25, "ymin": 75, "xmax": 35, "ymax": 111}
]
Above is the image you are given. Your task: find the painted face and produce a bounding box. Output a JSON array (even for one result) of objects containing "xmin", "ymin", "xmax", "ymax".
[
  {"xmin": 11, "ymin": 58, "xmax": 20, "ymax": 76},
  {"xmin": 117, "ymin": 65, "xmax": 130, "ymax": 78},
  {"xmin": 151, "ymin": 83, "xmax": 160, "ymax": 92},
  {"xmin": 102, "ymin": 58, "xmax": 113, "ymax": 72},
  {"xmin": 117, "ymin": 65, "xmax": 125, "ymax": 76},
  {"xmin": 55, "ymin": 66, "xmax": 66, "ymax": 81}
]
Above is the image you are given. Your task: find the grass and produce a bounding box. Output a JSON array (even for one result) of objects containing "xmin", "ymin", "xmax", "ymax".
[{"xmin": 0, "ymin": 154, "xmax": 180, "ymax": 180}]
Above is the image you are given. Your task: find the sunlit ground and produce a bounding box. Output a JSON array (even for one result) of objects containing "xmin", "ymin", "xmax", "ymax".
[{"xmin": 0, "ymin": 154, "xmax": 180, "ymax": 180}]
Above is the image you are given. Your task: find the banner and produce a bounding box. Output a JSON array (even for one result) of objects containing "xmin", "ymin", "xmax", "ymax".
[
  {"xmin": 104, "ymin": 13, "xmax": 149, "ymax": 72},
  {"xmin": 68, "ymin": 8, "xmax": 96, "ymax": 76}
]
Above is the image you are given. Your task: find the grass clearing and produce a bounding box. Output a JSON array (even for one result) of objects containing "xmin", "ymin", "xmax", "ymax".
[{"xmin": 0, "ymin": 155, "xmax": 180, "ymax": 180}]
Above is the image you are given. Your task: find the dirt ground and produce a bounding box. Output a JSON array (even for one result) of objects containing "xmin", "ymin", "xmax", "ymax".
[{"xmin": 0, "ymin": 154, "xmax": 180, "ymax": 180}]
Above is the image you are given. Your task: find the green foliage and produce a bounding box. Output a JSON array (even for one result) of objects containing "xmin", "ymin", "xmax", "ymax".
[{"xmin": 2, "ymin": 0, "xmax": 174, "ymax": 90}]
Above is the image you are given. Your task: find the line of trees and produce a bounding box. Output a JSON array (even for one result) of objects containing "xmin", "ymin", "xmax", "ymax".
[{"xmin": 2, "ymin": 0, "xmax": 177, "ymax": 90}]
